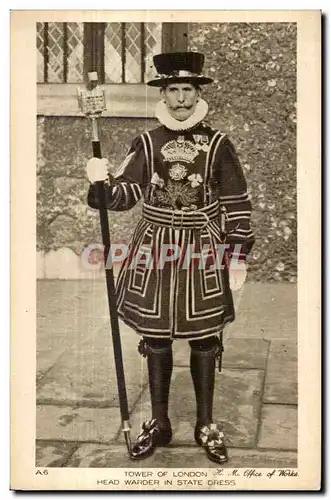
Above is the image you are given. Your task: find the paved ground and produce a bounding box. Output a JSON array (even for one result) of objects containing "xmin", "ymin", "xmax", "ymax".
[{"xmin": 36, "ymin": 280, "xmax": 297, "ymax": 468}]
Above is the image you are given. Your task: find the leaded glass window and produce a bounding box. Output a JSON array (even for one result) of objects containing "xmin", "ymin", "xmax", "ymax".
[
  {"xmin": 104, "ymin": 22, "xmax": 161, "ymax": 83},
  {"xmin": 37, "ymin": 22, "xmax": 162, "ymax": 84},
  {"xmin": 37, "ymin": 22, "xmax": 84, "ymax": 83}
]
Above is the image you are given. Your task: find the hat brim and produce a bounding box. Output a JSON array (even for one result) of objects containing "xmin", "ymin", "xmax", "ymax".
[{"xmin": 146, "ymin": 75, "xmax": 214, "ymax": 87}]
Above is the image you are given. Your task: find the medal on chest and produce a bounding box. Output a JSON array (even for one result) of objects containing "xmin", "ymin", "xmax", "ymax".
[{"xmin": 192, "ymin": 134, "xmax": 210, "ymax": 152}]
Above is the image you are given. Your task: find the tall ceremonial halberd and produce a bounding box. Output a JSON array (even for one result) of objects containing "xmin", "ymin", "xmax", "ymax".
[{"xmin": 87, "ymin": 52, "xmax": 255, "ymax": 464}]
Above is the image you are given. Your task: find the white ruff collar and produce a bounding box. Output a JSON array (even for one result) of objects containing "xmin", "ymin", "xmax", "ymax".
[{"xmin": 155, "ymin": 99, "xmax": 208, "ymax": 131}]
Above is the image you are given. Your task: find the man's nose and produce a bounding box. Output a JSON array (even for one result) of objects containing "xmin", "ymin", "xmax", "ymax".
[{"xmin": 177, "ymin": 91, "xmax": 185, "ymax": 103}]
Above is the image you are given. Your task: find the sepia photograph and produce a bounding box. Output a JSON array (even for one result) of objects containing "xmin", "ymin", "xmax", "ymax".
[{"xmin": 11, "ymin": 10, "xmax": 321, "ymax": 491}]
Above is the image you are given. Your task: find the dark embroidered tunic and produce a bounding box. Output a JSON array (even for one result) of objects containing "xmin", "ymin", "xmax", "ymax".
[{"xmin": 88, "ymin": 122, "xmax": 254, "ymax": 340}]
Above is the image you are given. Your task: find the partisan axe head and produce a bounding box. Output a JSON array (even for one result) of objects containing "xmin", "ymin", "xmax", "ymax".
[{"xmin": 77, "ymin": 72, "xmax": 106, "ymax": 117}]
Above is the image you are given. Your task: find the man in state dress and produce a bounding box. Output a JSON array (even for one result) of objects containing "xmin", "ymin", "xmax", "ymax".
[{"xmin": 86, "ymin": 51, "xmax": 254, "ymax": 463}]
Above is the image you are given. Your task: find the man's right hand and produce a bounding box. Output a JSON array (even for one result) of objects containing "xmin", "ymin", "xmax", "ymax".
[{"xmin": 86, "ymin": 157, "xmax": 111, "ymax": 183}]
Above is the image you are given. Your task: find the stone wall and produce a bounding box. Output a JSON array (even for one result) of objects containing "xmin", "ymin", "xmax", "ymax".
[
  {"xmin": 37, "ymin": 117, "xmax": 157, "ymax": 278},
  {"xmin": 37, "ymin": 22, "xmax": 296, "ymax": 281},
  {"xmin": 188, "ymin": 22, "xmax": 297, "ymax": 282}
]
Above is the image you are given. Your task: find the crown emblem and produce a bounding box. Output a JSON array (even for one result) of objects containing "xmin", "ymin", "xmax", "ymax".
[{"xmin": 161, "ymin": 139, "xmax": 199, "ymax": 164}]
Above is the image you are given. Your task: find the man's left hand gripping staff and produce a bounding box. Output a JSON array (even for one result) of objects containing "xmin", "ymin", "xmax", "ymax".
[
  {"xmin": 86, "ymin": 155, "xmax": 143, "ymax": 212},
  {"xmin": 86, "ymin": 157, "xmax": 119, "ymax": 210},
  {"xmin": 86, "ymin": 157, "xmax": 115, "ymax": 184}
]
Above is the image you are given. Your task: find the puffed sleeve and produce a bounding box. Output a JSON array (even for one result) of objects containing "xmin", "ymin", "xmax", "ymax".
[
  {"xmin": 87, "ymin": 135, "xmax": 146, "ymax": 211},
  {"xmin": 215, "ymin": 136, "xmax": 255, "ymax": 259}
]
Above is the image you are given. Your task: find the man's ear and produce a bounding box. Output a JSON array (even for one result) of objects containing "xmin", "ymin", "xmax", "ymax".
[{"xmin": 160, "ymin": 88, "xmax": 166, "ymax": 101}]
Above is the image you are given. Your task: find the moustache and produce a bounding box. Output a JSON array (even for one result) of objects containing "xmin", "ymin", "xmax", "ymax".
[{"xmin": 173, "ymin": 105, "xmax": 193, "ymax": 110}]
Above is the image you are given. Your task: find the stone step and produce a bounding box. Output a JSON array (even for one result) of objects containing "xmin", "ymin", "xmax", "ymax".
[
  {"xmin": 36, "ymin": 400, "xmax": 297, "ymax": 451},
  {"xmin": 36, "ymin": 440, "xmax": 297, "ymax": 469}
]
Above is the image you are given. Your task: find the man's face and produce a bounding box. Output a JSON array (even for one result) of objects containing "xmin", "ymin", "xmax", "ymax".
[{"xmin": 161, "ymin": 83, "xmax": 200, "ymax": 121}]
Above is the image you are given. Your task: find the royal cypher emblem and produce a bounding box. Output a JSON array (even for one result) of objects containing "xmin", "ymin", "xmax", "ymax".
[{"xmin": 161, "ymin": 139, "xmax": 199, "ymax": 164}]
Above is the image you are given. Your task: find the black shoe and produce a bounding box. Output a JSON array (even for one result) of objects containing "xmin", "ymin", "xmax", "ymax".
[
  {"xmin": 195, "ymin": 423, "xmax": 228, "ymax": 464},
  {"xmin": 130, "ymin": 419, "xmax": 172, "ymax": 460}
]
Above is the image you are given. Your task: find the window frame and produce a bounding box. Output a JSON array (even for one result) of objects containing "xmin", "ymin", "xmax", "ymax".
[{"xmin": 37, "ymin": 22, "xmax": 188, "ymax": 118}]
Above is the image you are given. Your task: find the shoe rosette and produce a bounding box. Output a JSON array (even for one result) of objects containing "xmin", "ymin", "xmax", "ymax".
[
  {"xmin": 199, "ymin": 423, "xmax": 226, "ymax": 449},
  {"xmin": 130, "ymin": 419, "xmax": 172, "ymax": 460},
  {"xmin": 136, "ymin": 418, "xmax": 159, "ymax": 444}
]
